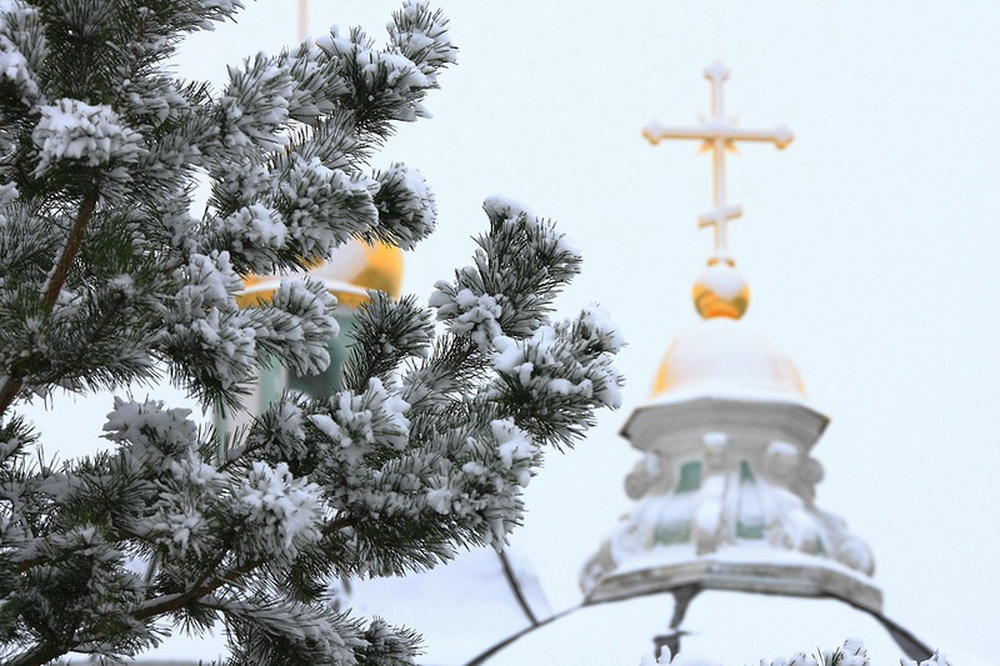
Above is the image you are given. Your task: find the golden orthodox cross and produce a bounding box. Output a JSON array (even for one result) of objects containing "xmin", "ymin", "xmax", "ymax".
[{"xmin": 643, "ymin": 62, "xmax": 793, "ymax": 263}]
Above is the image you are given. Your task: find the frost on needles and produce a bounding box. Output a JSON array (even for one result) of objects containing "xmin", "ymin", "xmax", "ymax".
[{"xmin": 0, "ymin": 1, "xmax": 623, "ymax": 664}]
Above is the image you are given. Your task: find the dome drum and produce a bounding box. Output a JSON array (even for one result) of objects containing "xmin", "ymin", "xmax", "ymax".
[
  {"xmin": 585, "ymin": 393, "xmax": 876, "ymax": 617},
  {"xmin": 622, "ymin": 397, "xmax": 829, "ymax": 456}
]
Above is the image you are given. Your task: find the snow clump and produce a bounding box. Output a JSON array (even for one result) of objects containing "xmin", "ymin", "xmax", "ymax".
[
  {"xmin": 217, "ymin": 203, "xmax": 287, "ymax": 253},
  {"xmin": 491, "ymin": 418, "xmax": 537, "ymax": 488},
  {"xmin": 578, "ymin": 303, "xmax": 625, "ymax": 354},
  {"xmin": 388, "ymin": 0, "xmax": 458, "ymax": 87},
  {"xmin": 374, "ymin": 162, "xmax": 436, "ymax": 249},
  {"xmin": 238, "ymin": 461, "xmax": 323, "ymax": 557},
  {"xmin": 164, "ymin": 251, "xmax": 257, "ymax": 389},
  {"xmin": 0, "ymin": 33, "xmax": 37, "ymax": 104},
  {"xmin": 429, "ymin": 285, "xmax": 502, "ymax": 351},
  {"xmin": 317, "ymin": 25, "xmax": 431, "ymax": 121},
  {"xmin": 32, "ymin": 99, "xmax": 142, "ymax": 176},
  {"xmin": 308, "ymin": 378, "xmax": 411, "ymax": 465},
  {"xmin": 481, "ymin": 195, "xmax": 534, "ymax": 224},
  {"xmin": 262, "ymin": 278, "xmax": 339, "ymax": 377},
  {"xmin": 0, "ymin": 0, "xmax": 44, "ymax": 105},
  {"xmin": 102, "ymin": 397, "xmax": 198, "ymax": 461},
  {"xmin": 278, "ymin": 155, "xmax": 379, "ymax": 258}
]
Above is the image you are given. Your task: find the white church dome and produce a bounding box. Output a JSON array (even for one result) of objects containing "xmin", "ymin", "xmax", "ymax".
[{"xmin": 651, "ymin": 316, "xmax": 806, "ymax": 405}]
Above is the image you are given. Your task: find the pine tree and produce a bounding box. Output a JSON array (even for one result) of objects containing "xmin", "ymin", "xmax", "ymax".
[{"xmin": 0, "ymin": 1, "xmax": 623, "ymax": 663}]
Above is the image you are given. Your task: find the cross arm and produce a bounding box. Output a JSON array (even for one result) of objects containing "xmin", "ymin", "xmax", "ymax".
[{"xmin": 643, "ymin": 123, "xmax": 794, "ymax": 149}]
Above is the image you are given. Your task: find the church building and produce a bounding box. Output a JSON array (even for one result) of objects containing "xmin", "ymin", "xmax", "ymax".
[{"xmin": 347, "ymin": 62, "xmax": 957, "ymax": 666}]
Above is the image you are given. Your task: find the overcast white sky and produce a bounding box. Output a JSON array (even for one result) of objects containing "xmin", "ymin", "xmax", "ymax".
[{"xmin": 25, "ymin": 1, "xmax": 1000, "ymax": 661}]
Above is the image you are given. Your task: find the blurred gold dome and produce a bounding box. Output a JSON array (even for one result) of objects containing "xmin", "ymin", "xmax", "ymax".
[
  {"xmin": 351, "ymin": 242, "xmax": 404, "ymax": 299},
  {"xmin": 237, "ymin": 240, "xmax": 403, "ymax": 309}
]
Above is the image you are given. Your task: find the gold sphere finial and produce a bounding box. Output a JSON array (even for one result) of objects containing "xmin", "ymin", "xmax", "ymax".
[{"xmin": 692, "ymin": 259, "xmax": 749, "ymax": 319}]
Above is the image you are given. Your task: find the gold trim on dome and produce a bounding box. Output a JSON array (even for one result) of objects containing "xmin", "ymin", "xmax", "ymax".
[
  {"xmin": 651, "ymin": 354, "xmax": 673, "ymax": 397},
  {"xmin": 235, "ymin": 284, "xmax": 372, "ymax": 310},
  {"xmin": 235, "ymin": 241, "xmax": 404, "ymax": 310}
]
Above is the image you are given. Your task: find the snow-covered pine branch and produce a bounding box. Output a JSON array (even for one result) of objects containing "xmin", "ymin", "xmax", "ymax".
[{"xmin": 0, "ymin": 1, "xmax": 621, "ymax": 664}]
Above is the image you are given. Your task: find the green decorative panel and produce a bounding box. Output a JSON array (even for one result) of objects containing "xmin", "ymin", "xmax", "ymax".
[
  {"xmin": 736, "ymin": 520, "xmax": 765, "ymax": 540},
  {"xmin": 653, "ymin": 521, "xmax": 692, "ymax": 546},
  {"xmin": 677, "ymin": 461, "xmax": 703, "ymax": 493},
  {"xmin": 736, "ymin": 461, "xmax": 766, "ymax": 540}
]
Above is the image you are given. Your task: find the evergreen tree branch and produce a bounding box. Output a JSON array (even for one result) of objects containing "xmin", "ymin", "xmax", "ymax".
[
  {"xmin": 43, "ymin": 194, "xmax": 97, "ymax": 309},
  {"xmin": 11, "ymin": 512, "xmax": 359, "ymax": 664},
  {"xmin": 0, "ymin": 375, "xmax": 23, "ymax": 424},
  {"xmin": 5, "ymin": 642, "xmax": 66, "ymax": 666},
  {"xmin": 132, "ymin": 559, "xmax": 264, "ymax": 622},
  {"xmin": 0, "ymin": 193, "xmax": 97, "ymax": 419}
]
